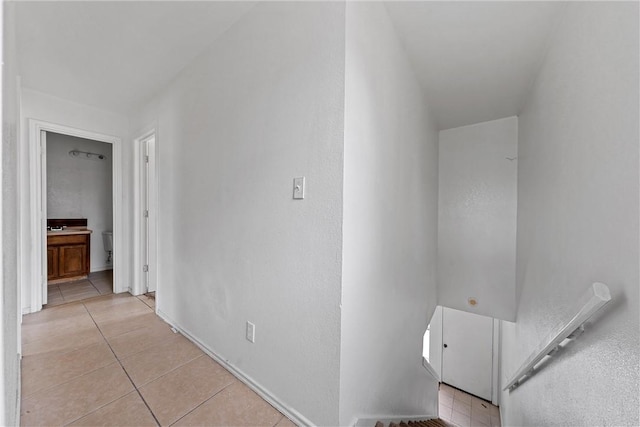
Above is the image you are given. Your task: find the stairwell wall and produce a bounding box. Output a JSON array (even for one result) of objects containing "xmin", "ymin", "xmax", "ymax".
[
  {"xmin": 340, "ymin": 3, "xmax": 439, "ymax": 424},
  {"xmin": 438, "ymin": 117, "xmax": 518, "ymax": 321},
  {"xmin": 500, "ymin": 2, "xmax": 639, "ymax": 425}
]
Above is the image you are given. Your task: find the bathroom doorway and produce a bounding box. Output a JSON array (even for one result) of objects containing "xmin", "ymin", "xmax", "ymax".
[
  {"xmin": 43, "ymin": 131, "xmax": 115, "ymax": 306},
  {"xmin": 26, "ymin": 119, "xmax": 123, "ymax": 313}
]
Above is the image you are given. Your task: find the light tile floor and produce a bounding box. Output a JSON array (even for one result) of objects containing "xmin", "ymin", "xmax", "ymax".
[
  {"xmin": 47, "ymin": 270, "xmax": 114, "ymax": 307},
  {"xmin": 21, "ymin": 293, "xmax": 295, "ymax": 426},
  {"xmin": 438, "ymin": 383, "xmax": 501, "ymax": 427}
]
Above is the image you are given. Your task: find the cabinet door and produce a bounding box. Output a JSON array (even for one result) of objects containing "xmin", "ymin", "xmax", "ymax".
[
  {"xmin": 47, "ymin": 246, "xmax": 59, "ymax": 280},
  {"xmin": 58, "ymin": 244, "xmax": 87, "ymax": 278}
]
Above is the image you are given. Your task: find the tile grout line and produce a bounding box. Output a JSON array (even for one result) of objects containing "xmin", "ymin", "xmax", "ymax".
[
  {"xmin": 272, "ymin": 414, "xmax": 286, "ymax": 427},
  {"xmin": 80, "ymin": 302, "xmax": 162, "ymax": 427},
  {"xmin": 168, "ymin": 380, "xmax": 238, "ymax": 427}
]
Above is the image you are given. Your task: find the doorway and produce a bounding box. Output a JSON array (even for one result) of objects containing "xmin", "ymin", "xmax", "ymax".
[
  {"xmin": 43, "ymin": 131, "xmax": 114, "ymax": 306},
  {"xmin": 27, "ymin": 119, "xmax": 123, "ymax": 313},
  {"xmin": 426, "ymin": 305, "xmax": 500, "ymax": 405},
  {"xmin": 134, "ymin": 131, "xmax": 157, "ymax": 296}
]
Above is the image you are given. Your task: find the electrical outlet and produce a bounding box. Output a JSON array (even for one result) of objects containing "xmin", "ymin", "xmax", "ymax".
[{"xmin": 246, "ymin": 321, "xmax": 255, "ymax": 343}]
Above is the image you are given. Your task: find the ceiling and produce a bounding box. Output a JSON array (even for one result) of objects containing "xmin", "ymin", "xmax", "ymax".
[
  {"xmin": 15, "ymin": 1, "xmax": 566, "ymax": 129},
  {"xmin": 385, "ymin": 1, "xmax": 567, "ymax": 129},
  {"xmin": 16, "ymin": 1, "xmax": 256, "ymax": 113}
]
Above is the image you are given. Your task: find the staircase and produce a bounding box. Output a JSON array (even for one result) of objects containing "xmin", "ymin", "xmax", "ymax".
[{"xmin": 376, "ymin": 419, "xmax": 454, "ymax": 427}]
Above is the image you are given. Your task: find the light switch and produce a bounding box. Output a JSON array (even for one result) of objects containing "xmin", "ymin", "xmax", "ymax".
[{"xmin": 293, "ymin": 177, "xmax": 305, "ymax": 199}]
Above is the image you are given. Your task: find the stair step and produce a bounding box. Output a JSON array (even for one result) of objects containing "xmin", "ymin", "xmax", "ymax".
[{"xmin": 376, "ymin": 419, "xmax": 451, "ymax": 427}]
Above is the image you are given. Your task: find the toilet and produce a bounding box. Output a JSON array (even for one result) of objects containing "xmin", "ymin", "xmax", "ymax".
[{"xmin": 102, "ymin": 231, "xmax": 113, "ymax": 264}]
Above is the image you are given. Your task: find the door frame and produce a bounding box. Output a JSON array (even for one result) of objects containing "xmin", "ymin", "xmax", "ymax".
[
  {"xmin": 27, "ymin": 119, "xmax": 123, "ymax": 311},
  {"xmin": 133, "ymin": 129, "xmax": 158, "ymax": 297}
]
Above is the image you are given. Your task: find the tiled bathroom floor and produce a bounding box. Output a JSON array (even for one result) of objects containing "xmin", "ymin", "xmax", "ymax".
[
  {"xmin": 438, "ymin": 383, "xmax": 501, "ymax": 427},
  {"xmin": 46, "ymin": 270, "xmax": 114, "ymax": 307},
  {"xmin": 21, "ymin": 293, "xmax": 295, "ymax": 426}
]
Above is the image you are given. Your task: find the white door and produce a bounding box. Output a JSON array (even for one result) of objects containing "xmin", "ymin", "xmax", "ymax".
[
  {"xmin": 441, "ymin": 307, "xmax": 494, "ymax": 401},
  {"xmin": 140, "ymin": 135, "xmax": 157, "ymax": 292}
]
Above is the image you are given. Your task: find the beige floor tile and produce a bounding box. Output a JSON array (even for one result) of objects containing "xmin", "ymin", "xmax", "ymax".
[
  {"xmin": 451, "ymin": 409, "xmax": 471, "ymax": 427},
  {"xmin": 96, "ymin": 311, "xmax": 162, "ymax": 339},
  {"xmin": 60, "ymin": 281, "xmax": 95, "ymax": 293},
  {"xmin": 440, "ymin": 383, "xmax": 456, "ymax": 396},
  {"xmin": 440, "ymin": 393, "xmax": 454, "ymax": 409},
  {"xmin": 139, "ymin": 355, "xmax": 237, "ymax": 425},
  {"xmin": 21, "ymin": 342, "xmax": 116, "ymax": 398},
  {"xmin": 173, "ymin": 381, "xmax": 282, "ymax": 427},
  {"xmin": 471, "ymin": 410, "xmax": 491, "ymax": 427},
  {"xmin": 94, "ymin": 283, "xmax": 114, "ymax": 295},
  {"xmin": 454, "ymin": 389, "xmax": 472, "ymax": 404},
  {"xmin": 137, "ymin": 294, "xmax": 156, "ymax": 309},
  {"xmin": 64, "ymin": 289, "xmax": 101, "ymax": 303},
  {"xmin": 439, "ymin": 404, "xmax": 453, "ymax": 420},
  {"xmin": 490, "ymin": 414, "xmax": 501, "ymax": 427},
  {"xmin": 83, "ymin": 293, "xmax": 140, "ymax": 314},
  {"xmin": 91, "ymin": 277, "xmax": 113, "ymax": 287},
  {"xmin": 22, "ymin": 311, "xmax": 97, "ymax": 345},
  {"xmin": 120, "ymin": 334, "xmax": 203, "ymax": 387},
  {"xmin": 45, "ymin": 295, "xmax": 66, "ymax": 307},
  {"xmin": 20, "ymin": 363, "xmax": 134, "ymax": 427},
  {"xmin": 90, "ymin": 298, "xmax": 153, "ymax": 325},
  {"xmin": 489, "ymin": 404, "xmax": 500, "ymax": 417},
  {"xmin": 58, "ymin": 282, "xmax": 95, "ymax": 297},
  {"xmin": 47, "ymin": 286, "xmax": 63, "ymax": 298},
  {"xmin": 23, "ymin": 303, "xmax": 88, "ymax": 325},
  {"xmin": 67, "ymin": 391, "xmax": 157, "ymax": 427},
  {"xmin": 453, "ymin": 399, "xmax": 471, "ymax": 416},
  {"xmin": 22, "ymin": 327, "xmax": 105, "ymax": 360},
  {"xmin": 471, "ymin": 396, "xmax": 492, "ymax": 410},
  {"xmin": 471, "ymin": 403, "xmax": 492, "ymax": 418},
  {"xmin": 275, "ymin": 416, "xmax": 297, "ymax": 427},
  {"xmin": 107, "ymin": 318, "xmax": 177, "ymax": 359}
]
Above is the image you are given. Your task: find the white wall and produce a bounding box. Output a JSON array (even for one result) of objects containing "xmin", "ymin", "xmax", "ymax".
[
  {"xmin": 340, "ymin": 3, "xmax": 439, "ymax": 424},
  {"xmin": 19, "ymin": 88, "xmax": 130, "ymax": 311},
  {"xmin": 132, "ymin": 3, "xmax": 345, "ymax": 425},
  {"xmin": 500, "ymin": 3, "xmax": 639, "ymax": 426},
  {"xmin": 438, "ymin": 117, "xmax": 517, "ymax": 321},
  {"xmin": 46, "ymin": 133, "xmax": 113, "ymax": 272},
  {"xmin": 2, "ymin": 2, "xmax": 21, "ymax": 425}
]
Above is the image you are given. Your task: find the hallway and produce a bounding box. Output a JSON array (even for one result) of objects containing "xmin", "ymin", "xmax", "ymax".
[{"xmin": 21, "ymin": 293, "xmax": 295, "ymax": 426}]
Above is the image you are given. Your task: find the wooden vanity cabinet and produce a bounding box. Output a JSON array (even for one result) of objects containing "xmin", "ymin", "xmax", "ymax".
[{"xmin": 47, "ymin": 233, "xmax": 91, "ymax": 283}]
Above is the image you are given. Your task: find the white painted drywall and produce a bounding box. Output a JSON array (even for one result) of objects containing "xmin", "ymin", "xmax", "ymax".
[
  {"xmin": 1, "ymin": 2, "xmax": 21, "ymax": 425},
  {"xmin": 438, "ymin": 117, "xmax": 517, "ymax": 321},
  {"xmin": 500, "ymin": 3, "xmax": 639, "ymax": 426},
  {"xmin": 132, "ymin": 3, "xmax": 345, "ymax": 425},
  {"xmin": 384, "ymin": 2, "xmax": 567, "ymax": 130},
  {"xmin": 340, "ymin": 3, "xmax": 439, "ymax": 424},
  {"xmin": 19, "ymin": 88, "xmax": 130, "ymax": 312},
  {"xmin": 46, "ymin": 133, "xmax": 113, "ymax": 272}
]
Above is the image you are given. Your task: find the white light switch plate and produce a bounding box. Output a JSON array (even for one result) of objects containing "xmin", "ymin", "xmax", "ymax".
[{"xmin": 293, "ymin": 177, "xmax": 305, "ymax": 199}]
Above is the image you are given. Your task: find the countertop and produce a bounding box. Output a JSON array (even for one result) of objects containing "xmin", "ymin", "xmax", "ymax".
[{"xmin": 47, "ymin": 227, "xmax": 93, "ymax": 236}]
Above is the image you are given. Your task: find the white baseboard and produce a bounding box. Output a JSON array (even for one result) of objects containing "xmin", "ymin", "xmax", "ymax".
[
  {"xmin": 355, "ymin": 414, "xmax": 438, "ymax": 427},
  {"xmin": 156, "ymin": 309, "xmax": 311, "ymax": 427}
]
